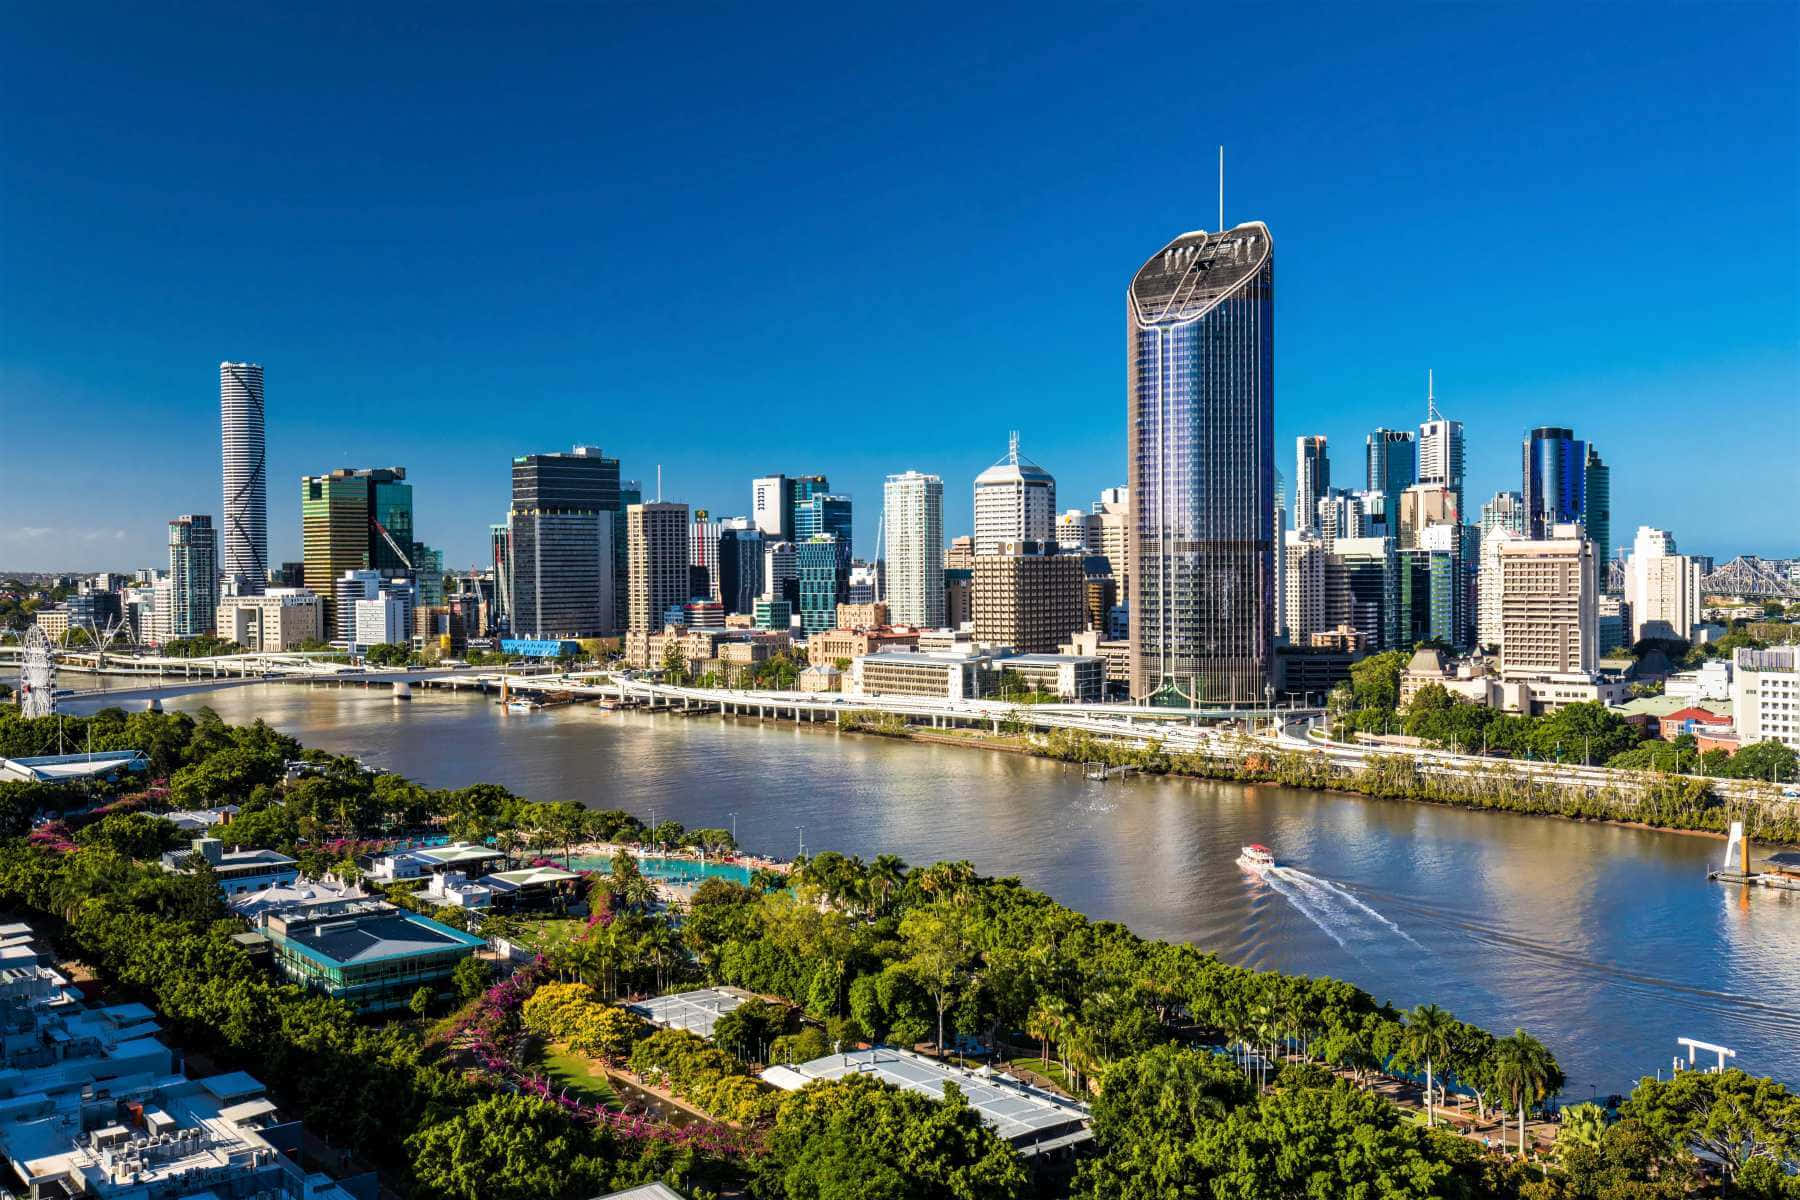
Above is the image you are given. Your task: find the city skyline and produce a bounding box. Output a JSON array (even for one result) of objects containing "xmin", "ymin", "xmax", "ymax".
[{"xmin": 2, "ymin": 5, "xmax": 1795, "ymax": 571}]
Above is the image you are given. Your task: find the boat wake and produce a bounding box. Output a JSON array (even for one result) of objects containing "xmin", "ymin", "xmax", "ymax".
[{"xmin": 1255, "ymin": 865, "xmax": 1421, "ymax": 953}]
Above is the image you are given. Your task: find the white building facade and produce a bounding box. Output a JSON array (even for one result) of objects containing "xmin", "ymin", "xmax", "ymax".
[
  {"xmin": 882, "ymin": 471, "xmax": 944, "ymax": 627},
  {"xmin": 1732, "ymin": 647, "xmax": 1799, "ymax": 754},
  {"xmin": 1625, "ymin": 526, "xmax": 1701, "ymax": 644},
  {"xmin": 973, "ymin": 434, "xmax": 1055, "ymax": 556}
]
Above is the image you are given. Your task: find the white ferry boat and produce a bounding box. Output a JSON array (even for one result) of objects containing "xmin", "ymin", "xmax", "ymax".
[{"xmin": 1236, "ymin": 843, "xmax": 1277, "ymax": 872}]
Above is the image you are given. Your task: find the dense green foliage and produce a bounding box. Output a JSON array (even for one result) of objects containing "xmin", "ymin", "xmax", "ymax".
[
  {"xmin": 6, "ymin": 706, "xmax": 1795, "ymax": 1199},
  {"xmin": 751, "ymin": 1074, "xmax": 1029, "ymax": 1200}
]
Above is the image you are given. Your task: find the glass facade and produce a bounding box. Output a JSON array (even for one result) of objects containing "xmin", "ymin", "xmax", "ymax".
[
  {"xmin": 1522, "ymin": 427, "xmax": 1586, "ymax": 539},
  {"xmin": 1398, "ymin": 547, "xmax": 1463, "ymax": 649},
  {"xmin": 1366, "ymin": 428, "xmax": 1417, "ymax": 505},
  {"xmin": 1583, "ymin": 448, "xmax": 1611, "ymax": 565},
  {"xmin": 369, "ymin": 476, "xmax": 414, "ymax": 573},
  {"xmin": 1127, "ymin": 225, "xmax": 1275, "ymax": 706},
  {"xmin": 794, "ymin": 493, "xmax": 853, "ymax": 566},
  {"xmin": 796, "ymin": 536, "xmax": 846, "ymax": 632}
]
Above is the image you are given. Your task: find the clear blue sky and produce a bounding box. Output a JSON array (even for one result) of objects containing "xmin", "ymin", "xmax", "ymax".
[{"xmin": 3, "ymin": 2, "xmax": 1795, "ymax": 573}]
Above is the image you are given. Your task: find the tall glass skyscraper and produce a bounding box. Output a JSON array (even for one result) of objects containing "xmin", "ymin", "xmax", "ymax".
[
  {"xmin": 1522, "ymin": 426, "xmax": 1587, "ymax": 539},
  {"xmin": 1584, "ymin": 447, "xmax": 1612, "ymax": 566},
  {"xmin": 1127, "ymin": 223, "xmax": 1275, "ymax": 706},
  {"xmin": 1294, "ymin": 436, "xmax": 1329, "ymax": 533},
  {"xmin": 220, "ymin": 362, "xmax": 266, "ymax": 593},
  {"xmin": 1365, "ymin": 428, "xmax": 1416, "ymax": 502},
  {"xmin": 508, "ymin": 446, "xmax": 620, "ymax": 637}
]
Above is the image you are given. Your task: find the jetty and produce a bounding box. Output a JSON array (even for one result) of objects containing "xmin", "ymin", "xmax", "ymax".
[{"xmin": 1706, "ymin": 821, "xmax": 1800, "ymax": 890}]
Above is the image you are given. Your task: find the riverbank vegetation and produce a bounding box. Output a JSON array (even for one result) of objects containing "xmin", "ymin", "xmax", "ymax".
[
  {"xmin": 1, "ymin": 705, "xmax": 1796, "ymax": 1197},
  {"xmin": 1331, "ymin": 651, "xmax": 1798, "ymax": 786}
]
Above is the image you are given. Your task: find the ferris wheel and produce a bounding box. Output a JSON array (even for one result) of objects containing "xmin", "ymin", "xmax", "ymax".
[{"xmin": 18, "ymin": 625, "xmax": 56, "ymax": 719}]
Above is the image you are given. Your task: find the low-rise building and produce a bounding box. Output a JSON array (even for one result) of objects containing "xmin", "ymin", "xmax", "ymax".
[
  {"xmin": 1060, "ymin": 631, "xmax": 1131, "ymax": 696},
  {"xmin": 797, "ymin": 664, "xmax": 842, "ymax": 692},
  {"xmin": 1664, "ymin": 660, "xmax": 1732, "ymax": 702},
  {"xmin": 0, "ymin": 920, "xmax": 364, "ymax": 1200},
  {"xmin": 258, "ymin": 898, "xmax": 485, "ymax": 1012},
  {"xmin": 420, "ymin": 869, "xmax": 493, "ymax": 909},
  {"xmin": 628, "ymin": 986, "xmax": 756, "ymax": 1038},
  {"xmin": 835, "ymin": 601, "xmax": 889, "ymax": 629},
  {"xmin": 626, "ymin": 624, "xmax": 790, "ymax": 670},
  {"xmin": 216, "ymin": 590, "xmax": 326, "ymax": 652},
  {"xmin": 1399, "ymin": 648, "xmax": 1501, "ymax": 708},
  {"xmin": 760, "ymin": 1047, "xmax": 1091, "ymax": 1158},
  {"xmin": 364, "ymin": 842, "xmax": 507, "ymax": 883},
  {"xmin": 807, "ymin": 625, "xmax": 920, "ymax": 667},
  {"xmin": 851, "ymin": 651, "xmax": 987, "ymax": 700},
  {"xmin": 228, "ymin": 875, "xmax": 365, "ymax": 921},
  {"xmin": 32, "ymin": 608, "xmax": 71, "ymax": 641},
  {"xmin": 990, "ymin": 653, "xmax": 1104, "ymax": 702},
  {"xmin": 480, "ymin": 865, "xmax": 582, "ymax": 912},
  {"xmin": 160, "ymin": 837, "xmax": 299, "ymax": 898}
]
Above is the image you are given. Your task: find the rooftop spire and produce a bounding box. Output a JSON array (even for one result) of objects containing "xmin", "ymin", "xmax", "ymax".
[
  {"xmin": 1426, "ymin": 368, "xmax": 1440, "ymax": 421},
  {"xmin": 1008, "ymin": 430, "xmax": 1020, "ymax": 463}
]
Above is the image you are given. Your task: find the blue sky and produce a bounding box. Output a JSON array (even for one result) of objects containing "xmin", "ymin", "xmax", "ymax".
[{"xmin": 3, "ymin": 2, "xmax": 1795, "ymax": 572}]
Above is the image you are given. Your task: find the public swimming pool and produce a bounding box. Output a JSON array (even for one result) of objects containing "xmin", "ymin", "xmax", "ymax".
[{"xmin": 571, "ymin": 852, "xmax": 754, "ymax": 887}]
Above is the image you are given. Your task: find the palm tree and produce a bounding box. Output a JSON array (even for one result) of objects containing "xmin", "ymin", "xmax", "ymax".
[
  {"xmin": 1492, "ymin": 1029, "xmax": 1559, "ymax": 1157},
  {"xmin": 1026, "ymin": 995, "xmax": 1067, "ymax": 1068},
  {"xmin": 1556, "ymin": 1102, "xmax": 1608, "ymax": 1156},
  {"xmin": 640, "ymin": 919, "xmax": 683, "ymax": 993},
  {"xmin": 1401, "ymin": 1003, "xmax": 1457, "ymax": 1127},
  {"xmin": 868, "ymin": 853, "xmax": 907, "ymax": 916}
]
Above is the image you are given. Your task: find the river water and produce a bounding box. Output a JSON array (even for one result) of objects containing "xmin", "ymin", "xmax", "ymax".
[{"xmin": 74, "ymin": 682, "xmax": 1800, "ymax": 1095}]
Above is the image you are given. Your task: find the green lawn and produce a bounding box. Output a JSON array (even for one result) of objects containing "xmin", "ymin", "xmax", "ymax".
[
  {"xmin": 534, "ymin": 1042, "xmax": 618, "ymax": 1107},
  {"xmin": 514, "ymin": 917, "xmax": 589, "ymax": 953},
  {"xmin": 1006, "ymin": 1056, "xmax": 1080, "ymax": 1096}
]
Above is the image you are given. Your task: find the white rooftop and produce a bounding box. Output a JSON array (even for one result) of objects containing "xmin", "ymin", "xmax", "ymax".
[
  {"xmin": 761, "ymin": 1047, "xmax": 1090, "ymax": 1148},
  {"xmin": 627, "ymin": 987, "xmax": 755, "ymax": 1039}
]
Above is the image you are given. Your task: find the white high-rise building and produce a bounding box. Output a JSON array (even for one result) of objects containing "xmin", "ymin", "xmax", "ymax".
[
  {"xmin": 1272, "ymin": 486, "xmax": 1287, "ymax": 639},
  {"xmin": 353, "ymin": 594, "xmax": 409, "ymax": 650},
  {"xmin": 1479, "ymin": 491, "xmax": 1526, "ymax": 539},
  {"xmin": 973, "ymin": 433, "xmax": 1055, "ymax": 555},
  {"xmin": 1057, "ymin": 509, "xmax": 1101, "ymax": 555},
  {"xmin": 1625, "ymin": 526, "xmax": 1701, "ymax": 643},
  {"xmin": 1732, "ymin": 647, "xmax": 1799, "ymax": 754},
  {"xmin": 882, "ymin": 471, "xmax": 944, "ymax": 627},
  {"xmin": 1418, "ymin": 376, "xmax": 1465, "ymax": 521},
  {"xmin": 751, "ymin": 475, "xmax": 790, "ymax": 540},
  {"xmin": 220, "ymin": 362, "xmax": 267, "ymax": 594},
  {"xmin": 333, "ymin": 570, "xmax": 383, "ymax": 644},
  {"xmin": 1477, "ymin": 526, "xmax": 1520, "ymax": 651},
  {"xmin": 1283, "ymin": 530, "xmax": 1328, "ymax": 643}
]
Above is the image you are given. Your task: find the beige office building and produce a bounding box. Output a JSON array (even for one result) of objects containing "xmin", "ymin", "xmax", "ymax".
[
  {"xmin": 972, "ymin": 541, "xmax": 1085, "ymax": 653},
  {"xmin": 627, "ymin": 502, "xmax": 690, "ymax": 631},
  {"xmin": 1498, "ymin": 524, "xmax": 1597, "ymax": 679},
  {"xmin": 216, "ymin": 590, "xmax": 326, "ymax": 652}
]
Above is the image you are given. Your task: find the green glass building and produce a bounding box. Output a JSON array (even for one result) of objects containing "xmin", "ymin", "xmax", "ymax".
[{"xmin": 260, "ymin": 898, "xmax": 483, "ymax": 1012}]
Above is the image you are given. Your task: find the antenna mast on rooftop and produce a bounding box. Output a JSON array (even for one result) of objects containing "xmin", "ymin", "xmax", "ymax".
[
  {"xmin": 1008, "ymin": 430, "xmax": 1020, "ymax": 463},
  {"xmin": 1426, "ymin": 369, "xmax": 1440, "ymax": 421},
  {"xmin": 1218, "ymin": 145, "xmax": 1224, "ymax": 233}
]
